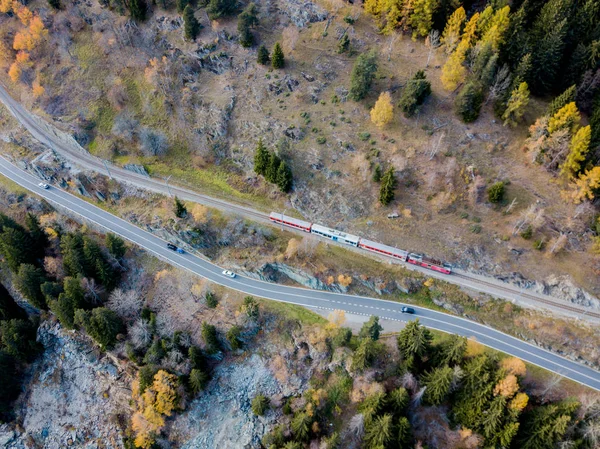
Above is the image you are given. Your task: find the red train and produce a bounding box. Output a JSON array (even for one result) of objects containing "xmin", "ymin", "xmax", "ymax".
[{"xmin": 269, "ymin": 212, "xmax": 452, "ymax": 274}]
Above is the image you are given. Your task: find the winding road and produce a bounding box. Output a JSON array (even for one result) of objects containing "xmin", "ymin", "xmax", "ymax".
[
  {"xmin": 0, "ymin": 157, "xmax": 599, "ymax": 391},
  {"xmin": 0, "ymin": 83, "xmax": 598, "ymax": 321}
]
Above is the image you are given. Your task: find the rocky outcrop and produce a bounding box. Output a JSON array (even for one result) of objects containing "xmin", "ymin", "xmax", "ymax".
[
  {"xmin": 278, "ymin": 0, "xmax": 328, "ymax": 27},
  {"xmin": 0, "ymin": 321, "xmax": 130, "ymax": 449}
]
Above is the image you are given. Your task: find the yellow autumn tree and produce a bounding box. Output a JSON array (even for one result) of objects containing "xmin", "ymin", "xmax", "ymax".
[
  {"xmin": 509, "ymin": 392, "xmax": 529, "ymax": 411},
  {"xmin": 364, "ymin": 0, "xmax": 404, "ymax": 34},
  {"xmin": 32, "ymin": 79, "xmax": 45, "ymax": 98},
  {"xmin": 481, "ymin": 6, "xmax": 510, "ymax": 50},
  {"xmin": 0, "ymin": 0, "xmax": 12, "ymax": 13},
  {"xmin": 370, "ymin": 91, "xmax": 394, "ymax": 128},
  {"xmin": 8, "ymin": 63, "xmax": 21, "ymax": 82},
  {"xmin": 561, "ymin": 125, "xmax": 591, "ymax": 179},
  {"xmin": 441, "ymin": 39, "xmax": 468, "ymax": 90},
  {"xmin": 409, "ymin": 0, "xmax": 436, "ymax": 39},
  {"xmin": 548, "ymin": 102, "xmax": 581, "ymax": 135},
  {"xmin": 501, "ymin": 357, "xmax": 527, "ymax": 377},
  {"xmin": 502, "ymin": 82, "xmax": 530, "ymax": 127},
  {"xmin": 327, "ymin": 309, "xmax": 346, "ymax": 328},
  {"xmin": 570, "ymin": 166, "xmax": 600, "ymax": 203},
  {"xmin": 441, "ymin": 7, "xmax": 466, "ymax": 54},
  {"xmin": 461, "ymin": 12, "xmax": 480, "ymax": 45},
  {"xmin": 494, "ymin": 374, "xmax": 519, "ymax": 398}
]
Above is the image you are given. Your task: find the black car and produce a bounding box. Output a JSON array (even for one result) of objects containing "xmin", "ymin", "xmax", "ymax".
[
  {"xmin": 401, "ymin": 306, "xmax": 415, "ymax": 314},
  {"xmin": 166, "ymin": 243, "xmax": 177, "ymax": 251}
]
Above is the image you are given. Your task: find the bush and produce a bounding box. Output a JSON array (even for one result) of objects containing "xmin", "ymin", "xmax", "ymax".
[
  {"xmin": 455, "ymin": 81, "xmax": 484, "ymax": 123},
  {"xmin": 139, "ymin": 128, "xmax": 168, "ymax": 157},
  {"xmin": 487, "ymin": 182, "xmax": 505, "ymax": 203},
  {"xmin": 251, "ymin": 394, "xmax": 270, "ymax": 415},
  {"xmin": 520, "ymin": 225, "xmax": 533, "ymax": 240}
]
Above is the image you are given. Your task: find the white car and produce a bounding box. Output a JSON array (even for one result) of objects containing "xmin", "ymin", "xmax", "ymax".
[
  {"xmin": 38, "ymin": 182, "xmax": 49, "ymax": 189},
  {"xmin": 222, "ymin": 270, "xmax": 236, "ymax": 278}
]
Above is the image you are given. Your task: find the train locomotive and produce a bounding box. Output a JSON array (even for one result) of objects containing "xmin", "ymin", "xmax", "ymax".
[{"xmin": 269, "ymin": 212, "xmax": 452, "ymax": 275}]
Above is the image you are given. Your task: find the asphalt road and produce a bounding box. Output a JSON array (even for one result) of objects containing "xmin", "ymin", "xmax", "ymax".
[
  {"xmin": 1, "ymin": 83, "xmax": 598, "ymax": 320},
  {"xmin": 1, "ymin": 158, "xmax": 599, "ymax": 391}
]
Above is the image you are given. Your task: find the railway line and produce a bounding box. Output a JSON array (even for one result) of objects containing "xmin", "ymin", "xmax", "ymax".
[{"xmin": 0, "ymin": 82, "xmax": 598, "ymax": 322}]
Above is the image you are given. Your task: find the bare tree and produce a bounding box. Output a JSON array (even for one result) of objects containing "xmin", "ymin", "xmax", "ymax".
[
  {"xmin": 540, "ymin": 373, "xmax": 563, "ymax": 403},
  {"xmin": 425, "ymin": 30, "xmax": 441, "ymax": 68},
  {"xmin": 82, "ymin": 277, "xmax": 105, "ymax": 305},
  {"xmin": 130, "ymin": 318, "xmax": 152, "ymax": 349},
  {"xmin": 486, "ymin": 65, "xmax": 511, "ymax": 105},
  {"xmin": 107, "ymin": 288, "xmax": 143, "ymax": 320},
  {"xmin": 428, "ymin": 132, "xmax": 445, "ymax": 160}
]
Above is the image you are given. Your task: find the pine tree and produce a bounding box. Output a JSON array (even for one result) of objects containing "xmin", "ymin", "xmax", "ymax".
[
  {"xmin": 438, "ymin": 334, "xmax": 466, "ymax": 366},
  {"xmin": 201, "ymin": 322, "xmax": 220, "ymax": 353},
  {"xmin": 409, "ymin": 0, "xmax": 436, "ymax": 40},
  {"xmin": 0, "ymin": 319, "xmax": 40, "ymax": 361},
  {"xmin": 480, "ymin": 5, "xmax": 510, "ymax": 50},
  {"xmin": 253, "ymin": 139, "xmax": 269, "ymax": 175},
  {"xmin": 0, "ymin": 227, "xmax": 35, "ymax": 272},
  {"xmin": 15, "ymin": 264, "xmax": 47, "ymax": 309},
  {"xmin": 370, "ymin": 91, "xmax": 394, "ymax": 128},
  {"xmin": 455, "ymin": 81, "xmax": 484, "ymax": 123},
  {"xmin": 25, "ymin": 213, "xmax": 47, "ymax": 258},
  {"xmin": 363, "ymin": 414, "xmax": 393, "ymax": 449},
  {"xmin": 352, "ymin": 338, "xmax": 379, "ymax": 371},
  {"xmin": 50, "ymin": 277, "xmax": 86, "ymax": 330},
  {"xmin": 128, "ymin": 0, "xmax": 147, "ymax": 21},
  {"xmin": 399, "ymin": 70, "xmax": 431, "ymax": 117},
  {"xmin": 226, "ymin": 325, "xmax": 242, "ymax": 350},
  {"xmin": 502, "ymin": 82, "xmax": 530, "ymax": 127},
  {"xmin": 561, "ymin": 125, "xmax": 591, "ymax": 178},
  {"xmin": 176, "ymin": 0, "xmax": 188, "ymax": 13},
  {"xmin": 257, "ymin": 45, "xmax": 269, "ymax": 65},
  {"xmin": 548, "ymin": 102, "xmax": 580, "ymax": 134},
  {"xmin": 422, "ymin": 365, "xmax": 454, "ymax": 405},
  {"xmin": 174, "ymin": 197, "xmax": 188, "ymax": 218},
  {"xmin": 441, "ymin": 39, "xmax": 468, "ymax": 90},
  {"xmin": 397, "ymin": 319, "xmax": 432, "ymax": 363},
  {"xmin": 183, "ymin": 5, "xmax": 200, "ymax": 41},
  {"xmin": 397, "ymin": 416, "xmax": 412, "ymax": 448},
  {"xmin": 379, "ymin": 167, "xmax": 396, "ymax": 205},
  {"xmin": 75, "ymin": 307, "xmax": 124, "ymax": 349},
  {"xmin": 105, "ymin": 233, "xmax": 126, "ymax": 259},
  {"xmin": 251, "ymin": 394, "xmax": 269, "ymax": 415},
  {"xmin": 372, "ymin": 164, "xmax": 382, "ymax": 182},
  {"xmin": 337, "ymin": 33, "xmax": 350, "ymax": 54},
  {"xmin": 237, "ymin": 3, "xmax": 258, "ymax": 48},
  {"xmin": 547, "ymin": 85, "xmax": 576, "ymax": 117},
  {"xmin": 291, "ymin": 411, "xmax": 311, "ymax": 441},
  {"xmin": 276, "ymin": 161, "xmax": 293, "ymax": 193},
  {"xmin": 271, "ymin": 42, "xmax": 284, "ymax": 69},
  {"xmin": 188, "ymin": 368, "xmax": 209, "ymax": 394},
  {"xmin": 265, "ymin": 152, "xmax": 281, "ymax": 184},
  {"xmin": 60, "ymin": 233, "xmax": 87, "ymax": 278},
  {"xmin": 349, "ymin": 50, "xmax": 378, "ymax": 101},
  {"xmin": 441, "ymin": 6, "xmax": 466, "ymax": 54},
  {"xmin": 207, "ymin": 0, "xmax": 237, "ymax": 20},
  {"xmin": 359, "ymin": 316, "xmax": 383, "ymax": 341}
]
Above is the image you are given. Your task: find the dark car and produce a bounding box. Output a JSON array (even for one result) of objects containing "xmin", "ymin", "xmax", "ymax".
[
  {"xmin": 167, "ymin": 243, "xmax": 177, "ymax": 251},
  {"xmin": 401, "ymin": 306, "xmax": 415, "ymax": 314}
]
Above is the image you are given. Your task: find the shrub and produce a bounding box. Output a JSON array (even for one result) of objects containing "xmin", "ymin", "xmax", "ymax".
[
  {"xmin": 487, "ymin": 182, "xmax": 505, "ymax": 203},
  {"xmin": 520, "ymin": 225, "xmax": 533, "ymax": 240}
]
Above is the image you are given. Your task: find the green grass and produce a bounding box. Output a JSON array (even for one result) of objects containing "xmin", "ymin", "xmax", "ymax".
[{"xmin": 262, "ymin": 300, "xmax": 328, "ymax": 326}]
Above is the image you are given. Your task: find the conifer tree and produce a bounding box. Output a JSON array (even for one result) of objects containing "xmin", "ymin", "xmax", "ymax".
[
  {"xmin": 372, "ymin": 164, "xmax": 382, "ymax": 182},
  {"xmin": 561, "ymin": 125, "xmax": 591, "ymax": 178},
  {"xmin": 265, "ymin": 152, "xmax": 281, "ymax": 184},
  {"xmin": 207, "ymin": 0, "xmax": 236, "ymax": 20},
  {"xmin": 548, "ymin": 102, "xmax": 580, "ymax": 134},
  {"xmin": 271, "ymin": 42, "xmax": 284, "ymax": 69},
  {"xmin": 455, "ymin": 81, "xmax": 484, "ymax": 123},
  {"xmin": 461, "ymin": 11, "xmax": 480, "ymax": 45},
  {"xmin": 359, "ymin": 316, "xmax": 383, "ymax": 341},
  {"xmin": 571, "ymin": 167, "xmax": 600, "ymax": 203},
  {"xmin": 397, "ymin": 319, "xmax": 432, "ymax": 364},
  {"xmin": 257, "ymin": 45, "xmax": 269, "ymax": 65},
  {"xmin": 0, "ymin": 227, "xmax": 35, "ymax": 272},
  {"xmin": 422, "ymin": 365, "xmax": 453, "ymax": 405},
  {"xmin": 61, "ymin": 233, "xmax": 87, "ymax": 278},
  {"xmin": 364, "ymin": 414, "xmax": 393, "ymax": 449},
  {"xmin": 399, "ymin": 70, "xmax": 432, "ymax": 116},
  {"xmin": 276, "ymin": 160, "xmax": 293, "ymax": 193},
  {"xmin": 349, "ymin": 50, "xmax": 378, "ymax": 101},
  {"xmin": 189, "ymin": 368, "xmax": 209, "ymax": 394},
  {"xmin": 480, "ymin": 5, "xmax": 510, "ymax": 50},
  {"xmin": 25, "ymin": 213, "xmax": 47, "ymax": 258},
  {"xmin": 106, "ymin": 233, "xmax": 126, "ymax": 259},
  {"xmin": 15, "ymin": 264, "xmax": 47, "ymax": 309},
  {"xmin": 183, "ymin": 5, "xmax": 200, "ymax": 41},
  {"xmin": 547, "ymin": 85, "xmax": 576, "ymax": 117},
  {"xmin": 502, "ymin": 82, "xmax": 530, "ymax": 128},
  {"xmin": 75, "ymin": 307, "xmax": 124, "ymax": 349},
  {"xmin": 370, "ymin": 91, "xmax": 394, "ymax": 128},
  {"xmin": 176, "ymin": 0, "xmax": 188, "ymax": 13},
  {"xmin": 441, "ymin": 6, "xmax": 465, "ymax": 54},
  {"xmin": 128, "ymin": 0, "xmax": 147, "ymax": 21},
  {"xmin": 379, "ymin": 167, "xmax": 396, "ymax": 205},
  {"xmin": 441, "ymin": 40, "xmax": 468, "ymax": 90},
  {"xmin": 253, "ymin": 139, "xmax": 269, "ymax": 175},
  {"xmin": 337, "ymin": 33, "xmax": 350, "ymax": 54},
  {"xmin": 397, "ymin": 416, "xmax": 412, "ymax": 448},
  {"xmin": 174, "ymin": 197, "xmax": 188, "ymax": 218},
  {"xmin": 409, "ymin": 0, "xmax": 436, "ymax": 40},
  {"xmin": 237, "ymin": 3, "xmax": 258, "ymax": 47}
]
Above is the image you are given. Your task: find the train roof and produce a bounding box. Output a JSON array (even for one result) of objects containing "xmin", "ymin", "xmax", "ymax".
[
  {"xmin": 311, "ymin": 224, "xmax": 360, "ymax": 244},
  {"xmin": 269, "ymin": 212, "xmax": 312, "ymax": 229},
  {"xmin": 359, "ymin": 238, "xmax": 408, "ymax": 256}
]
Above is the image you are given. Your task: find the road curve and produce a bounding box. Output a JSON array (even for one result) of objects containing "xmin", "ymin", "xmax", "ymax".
[
  {"xmin": 0, "ymin": 82, "xmax": 598, "ymax": 320},
  {"xmin": 0, "ymin": 158, "xmax": 598, "ymax": 391}
]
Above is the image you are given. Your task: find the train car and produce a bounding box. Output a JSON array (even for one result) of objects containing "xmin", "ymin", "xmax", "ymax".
[
  {"xmin": 407, "ymin": 253, "xmax": 452, "ymax": 274},
  {"xmin": 269, "ymin": 212, "xmax": 312, "ymax": 233},
  {"xmin": 358, "ymin": 238, "xmax": 408, "ymax": 261},
  {"xmin": 311, "ymin": 224, "xmax": 360, "ymax": 247}
]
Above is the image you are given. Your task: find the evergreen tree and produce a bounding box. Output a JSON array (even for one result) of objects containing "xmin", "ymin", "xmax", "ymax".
[
  {"xmin": 75, "ymin": 307, "xmax": 124, "ymax": 349},
  {"xmin": 83, "ymin": 236, "xmax": 104, "ymax": 277},
  {"xmin": 455, "ymin": 81, "xmax": 484, "ymax": 123},
  {"xmin": 359, "ymin": 316, "xmax": 383, "ymax": 341},
  {"xmin": 201, "ymin": 322, "xmax": 220, "ymax": 353},
  {"xmin": 257, "ymin": 45, "xmax": 269, "ymax": 65},
  {"xmin": 144, "ymin": 339, "xmax": 166, "ymax": 365},
  {"xmin": 352, "ymin": 338, "xmax": 379, "ymax": 371},
  {"xmin": 561, "ymin": 125, "xmax": 591, "ymax": 178},
  {"xmin": 184, "ymin": 5, "xmax": 200, "ymax": 41},
  {"xmin": 501, "ymin": 2, "xmax": 528, "ymax": 69},
  {"xmin": 379, "ymin": 167, "xmax": 396, "ymax": 205},
  {"xmin": 237, "ymin": 3, "xmax": 258, "ymax": 48},
  {"xmin": 0, "ymin": 227, "xmax": 34, "ymax": 272},
  {"xmin": 25, "ymin": 213, "xmax": 47, "ymax": 258},
  {"xmin": 437, "ymin": 334, "xmax": 466, "ymax": 366},
  {"xmin": 389, "ymin": 387, "xmax": 409, "ymax": 415},
  {"xmin": 41, "ymin": 281, "xmax": 63, "ymax": 302},
  {"xmin": 441, "ymin": 6, "xmax": 466, "ymax": 54},
  {"xmin": 106, "ymin": 233, "xmax": 126, "ymax": 259},
  {"xmin": 188, "ymin": 368, "xmax": 209, "ymax": 394},
  {"xmin": 49, "ymin": 277, "xmax": 86, "ymax": 329},
  {"xmin": 399, "ymin": 70, "xmax": 431, "ymax": 117},
  {"xmin": 291, "ymin": 411, "xmax": 311, "ymax": 441},
  {"xmin": 265, "ymin": 152, "xmax": 281, "ymax": 184},
  {"xmin": 547, "ymin": 85, "xmax": 576, "ymax": 117},
  {"xmin": 174, "ymin": 197, "xmax": 188, "ymax": 218},
  {"xmin": 226, "ymin": 325, "xmax": 242, "ymax": 350},
  {"xmin": 397, "ymin": 319, "xmax": 432, "ymax": 366},
  {"xmin": 253, "ymin": 139, "xmax": 269, "ymax": 175},
  {"xmin": 488, "ymin": 182, "xmax": 505, "ymax": 203},
  {"xmin": 372, "ymin": 164, "xmax": 382, "ymax": 182},
  {"xmin": 251, "ymin": 394, "xmax": 270, "ymax": 415},
  {"xmin": 207, "ymin": 0, "xmax": 237, "ymax": 20},
  {"xmin": 128, "ymin": 0, "xmax": 147, "ymax": 21},
  {"xmin": 0, "ymin": 319, "xmax": 41, "ymax": 361},
  {"xmin": 0, "ymin": 283, "xmax": 26, "ymax": 321},
  {"xmin": 515, "ymin": 400, "xmax": 579, "ymax": 449},
  {"xmin": 363, "ymin": 414, "xmax": 393, "ymax": 449},
  {"xmin": 176, "ymin": 0, "xmax": 188, "ymax": 13},
  {"xmin": 502, "ymin": 82, "xmax": 530, "ymax": 127},
  {"xmin": 480, "ymin": 6, "xmax": 511, "ymax": 50},
  {"xmin": 47, "ymin": 0, "xmax": 60, "ymax": 8},
  {"xmin": 271, "ymin": 42, "xmax": 285, "ymax": 69},
  {"xmin": 276, "ymin": 161, "xmax": 293, "ymax": 193},
  {"xmin": 60, "ymin": 233, "xmax": 87, "ymax": 278},
  {"xmin": 337, "ymin": 33, "xmax": 350, "ymax": 54},
  {"xmin": 397, "ymin": 416, "xmax": 412, "ymax": 448},
  {"xmin": 409, "ymin": 0, "xmax": 436, "ymax": 39},
  {"xmin": 15, "ymin": 264, "xmax": 47, "ymax": 309},
  {"xmin": 421, "ymin": 365, "xmax": 453, "ymax": 405},
  {"xmin": 349, "ymin": 50, "xmax": 378, "ymax": 101}
]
